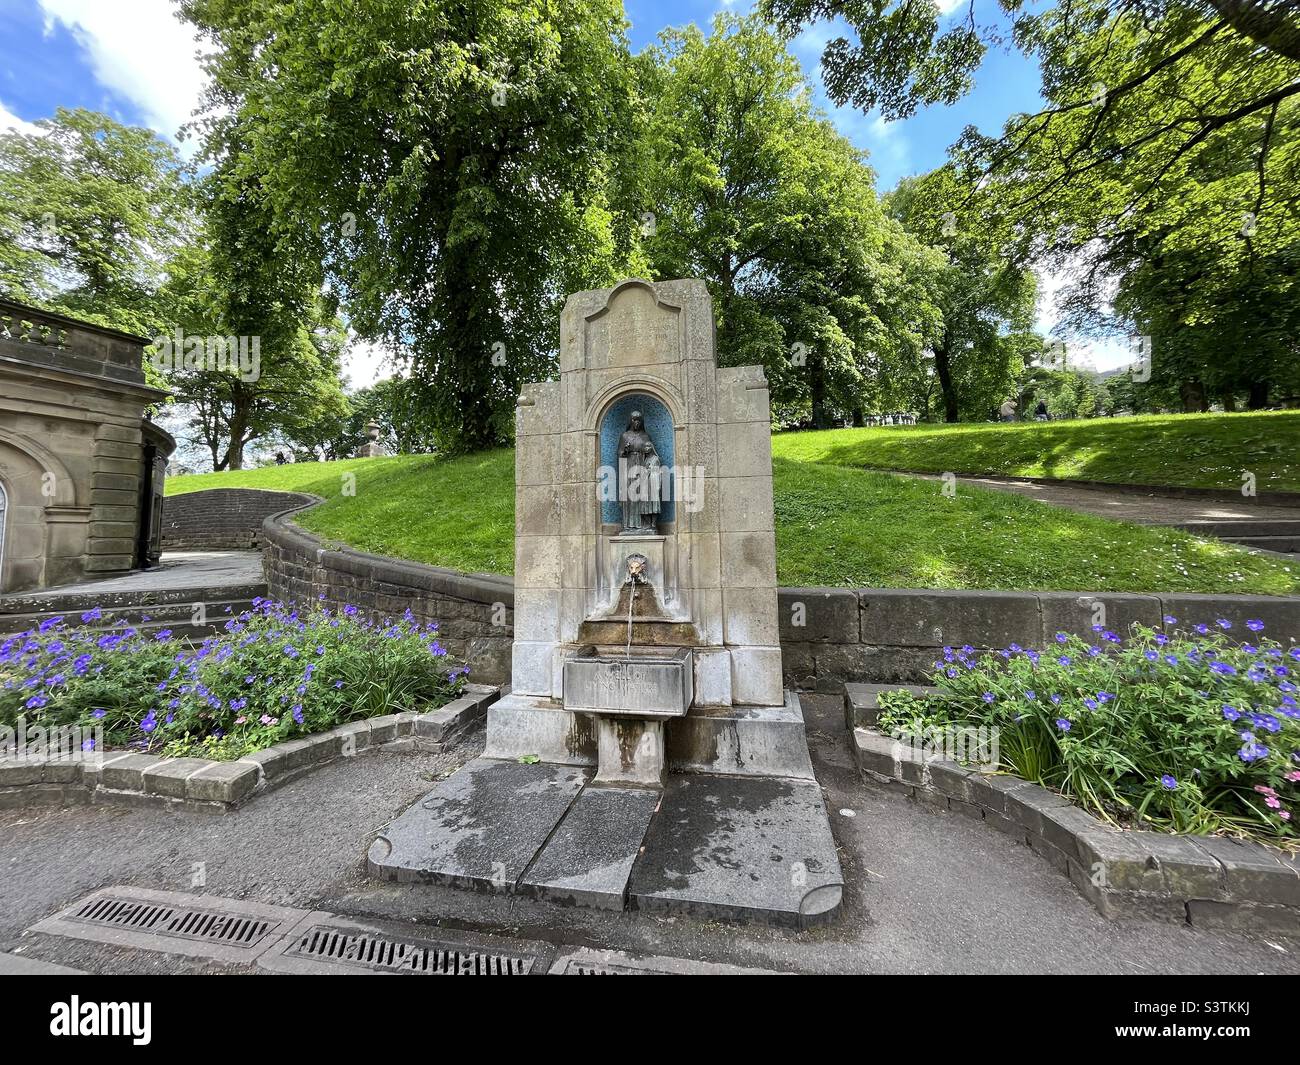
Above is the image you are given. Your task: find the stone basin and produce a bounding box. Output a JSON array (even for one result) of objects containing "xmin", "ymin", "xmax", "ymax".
[{"xmin": 563, "ymin": 645, "xmax": 694, "ymax": 719}]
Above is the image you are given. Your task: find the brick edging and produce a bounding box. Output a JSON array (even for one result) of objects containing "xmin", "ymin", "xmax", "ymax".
[
  {"xmin": 0, "ymin": 685, "xmax": 498, "ymax": 813},
  {"xmin": 847, "ymin": 684, "xmax": 1300, "ymax": 934}
]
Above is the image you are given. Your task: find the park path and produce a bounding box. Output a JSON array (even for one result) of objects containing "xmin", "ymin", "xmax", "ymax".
[{"xmin": 901, "ymin": 472, "xmax": 1300, "ymax": 528}]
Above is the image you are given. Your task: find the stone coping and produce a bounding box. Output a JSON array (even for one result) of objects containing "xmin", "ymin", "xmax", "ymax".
[
  {"xmin": 847, "ymin": 683, "xmax": 1300, "ymax": 934},
  {"xmin": 0, "ymin": 685, "xmax": 498, "ymax": 813},
  {"xmin": 262, "ymin": 505, "xmax": 516, "ymax": 609},
  {"xmin": 261, "ymin": 502, "xmax": 1299, "ymax": 622}
]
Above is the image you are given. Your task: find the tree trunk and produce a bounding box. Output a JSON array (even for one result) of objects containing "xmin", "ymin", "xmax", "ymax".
[
  {"xmin": 1203, "ymin": 0, "xmax": 1300, "ymax": 62},
  {"xmin": 1179, "ymin": 378, "xmax": 1209, "ymax": 413},
  {"xmin": 934, "ymin": 341, "xmax": 959, "ymax": 422},
  {"xmin": 809, "ymin": 354, "xmax": 830, "ymax": 429},
  {"xmin": 851, "ymin": 405, "xmax": 864, "ymax": 427},
  {"xmin": 1248, "ymin": 379, "xmax": 1271, "ymax": 409},
  {"xmin": 1220, "ymin": 388, "xmax": 1237, "ymax": 412}
]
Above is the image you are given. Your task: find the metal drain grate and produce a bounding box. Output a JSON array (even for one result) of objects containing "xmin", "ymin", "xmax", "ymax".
[
  {"xmin": 287, "ymin": 924, "xmax": 534, "ymax": 975},
  {"xmin": 70, "ymin": 895, "xmax": 273, "ymax": 947}
]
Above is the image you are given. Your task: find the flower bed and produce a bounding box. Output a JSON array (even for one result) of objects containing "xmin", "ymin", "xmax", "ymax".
[
  {"xmin": 875, "ymin": 617, "xmax": 1299, "ymax": 847},
  {"xmin": 1, "ymin": 598, "xmax": 468, "ymax": 761}
]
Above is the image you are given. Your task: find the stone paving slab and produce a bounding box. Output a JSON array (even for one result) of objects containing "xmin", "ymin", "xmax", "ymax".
[
  {"xmin": 628, "ymin": 773, "xmax": 844, "ymax": 926},
  {"xmin": 0, "ymin": 550, "xmax": 265, "ymax": 604},
  {"xmin": 519, "ymin": 785, "xmax": 662, "ymax": 909},
  {"xmin": 366, "ymin": 757, "xmax": 589, "ymax": 890}
]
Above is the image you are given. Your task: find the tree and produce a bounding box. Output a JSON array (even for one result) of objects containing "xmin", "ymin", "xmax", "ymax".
[
  {"xmin": 639, "ymin": 13, "xmax": 934, "ymax": 427},
  {"xmin": 0, "ymin": 108, "xmax": 192, "ymax": 337},
  {"xmin": 284, "ymin": 377, "xmax": 437, "ymax": 461},
  {"xmin": 886, "ymin": 168, "xmax": 1039, "ymax": 422},
  {"xmin": 180, "ymin": 0, "xmax": 642, "ymax": 453},
  {"xmin": 764, "ymin": 0, "xmax": 1300, "ymax": 408}
]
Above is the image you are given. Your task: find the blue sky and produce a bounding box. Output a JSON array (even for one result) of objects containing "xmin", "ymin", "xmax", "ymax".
[{"xmin": 0, "ymin": 0, "xmax": 1123, "ymax": 373}]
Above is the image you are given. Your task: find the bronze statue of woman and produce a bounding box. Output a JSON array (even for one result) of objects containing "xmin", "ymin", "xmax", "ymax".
[{"xmin": 617, "ymin": 410, "xmax": 662, "ymax": 531}]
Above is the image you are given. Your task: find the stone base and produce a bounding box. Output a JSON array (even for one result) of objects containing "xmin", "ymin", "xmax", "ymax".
[
  {"xmin": 596, "ymin": 717, "xmax": 665, "ymax": 786},
  {"xmin": 483, "ymin": 690, "xmax": 815, "ymax": 779},
  {"xmin": 367, "ymin": 758, "xmax": 842, "ymax": 925}
]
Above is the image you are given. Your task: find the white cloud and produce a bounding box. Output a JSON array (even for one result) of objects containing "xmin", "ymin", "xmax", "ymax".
[
  {"xmin": 933, "ymin": 0, "xmax": 965, "ymax": 14},
  {"xmin": 0, "ymin": 100, "xmax": 43, "ymax": 136},
  {"xmin": 38, "ymin": 0, "xmax": 209, "ymax": 140}
]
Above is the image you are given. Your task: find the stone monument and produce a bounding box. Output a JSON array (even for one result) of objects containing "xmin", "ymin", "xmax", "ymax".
[{"xmin": 369, "ymin": 279, "xmax": 842, "ymax": 924}]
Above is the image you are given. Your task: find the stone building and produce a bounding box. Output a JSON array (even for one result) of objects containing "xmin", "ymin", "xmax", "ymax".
[{"xmin": 0, "ymin": 299, "xmax": 174, "ymax": 594}]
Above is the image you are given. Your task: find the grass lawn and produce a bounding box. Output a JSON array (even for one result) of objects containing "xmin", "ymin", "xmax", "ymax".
[
  {"xmin": 771, "ymin": 410, "xmax": 1300, "ymax": 492},
  {"xmin": 168, "ymin": 451, "xmax": 1297, "ymax": 594}
]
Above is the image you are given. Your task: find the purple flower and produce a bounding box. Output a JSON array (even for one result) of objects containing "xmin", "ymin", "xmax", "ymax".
[
  {"xmin": 140, "ymin": 713, "xmax": 157, "ymax": 733},
  {"xmin": 1055, "ymin": 633, "xmax": 1069, "ymax": 644},
  {"xmin": 1025, "ymin": 690, "xmax": 1037, "ymax": 701},
  {"xmin": 80, "ymin": 607, "xmax": 102, "ymax": 623},
  {"xmin": 1216, "ymin": 618, "xmax": 1231, "ymax": 630},
  {"xmin": 1057, "ymin": 656, "xmax": 1072, "ymax": 666},
  {"xmin": 38, "ymin": 616, "xmax": 65, "ymax": 633},
  {"xmin": 1222, "ymin": 705, "xmax": 1241, "ymax": 721},
  {"xmin": 982, "ymin": 692, "xmax": 996, "ymax": 703},
  {"xmin": 1209, "ymin": 662, "xmax": 1237, "ymax": 677},
  {"xmin": 1246, "ymin": 619, "xmax": 1264, "ymax": 632},
  {"xmin": 91, "ymin": 708, "xmax": 107, "ymax": 719},
  {"xmin": 1162, "ymin": 615, "xmax": 1177, "ymax": 624},
  {"xmin": 1160, "ymin": 774, "xmax": 1178, "ymax": 790},
  {"xmin": 1055, "ymin": 718, "xmax": 1071, "ymax": 732}
]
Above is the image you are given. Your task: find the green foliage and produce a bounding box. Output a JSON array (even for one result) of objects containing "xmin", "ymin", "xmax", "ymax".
[
  {"xmin": 876, "ymin": 622, "xmax": 1300, "ymax": 845},
  {"xmin": 180, "ymin": 0, "xmax": 642, "ymax": 453},
  {"xmin": 638, "ymin": 13, "xmax": 941, "ymax": 427},
  {"xmin": 766, "ymin": 0, "xmax": 1300, "ymax": 408},
  {"xmin": 885, "ymin": 167, "xmax": 1039, "ymax": 422},
  {"xmin": 1, "ymin": 601, "xmax": 467, "ymax": 761},
  {"xmin": 164, "ymin": 445, "xmax": 1298, "ymax": 595},
  {"xmin": 0, "ymin": 107, "xmax": 192, "ymax": 336}
]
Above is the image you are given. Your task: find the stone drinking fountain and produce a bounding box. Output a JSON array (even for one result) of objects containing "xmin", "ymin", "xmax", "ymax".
[{"xmin": 369, "ymin": 279, "xmax": 843, "ymax": 924}]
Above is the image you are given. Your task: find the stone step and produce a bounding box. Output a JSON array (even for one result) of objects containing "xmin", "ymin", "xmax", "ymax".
[
  {"xmin": 1228, "ymin": 535, "xmax": 1298, "ymax": 553},
  {"xmin": 0, "ymin": 594, "xmax": 264, "ymax": 639},
  {"xmin": 1174, "ymin": 519, "xmax": 1300, "ymax": 538},
  {"xmin": 367, "ymin": 757, "xmax": 844, "ymax": 926},
  {"xmin": 0, "ymin": 580, "xmax": 267, "ymax": 615},
  {"xmin": 482, "ymin": 691, "xmax": 816, "ymax": 779}
]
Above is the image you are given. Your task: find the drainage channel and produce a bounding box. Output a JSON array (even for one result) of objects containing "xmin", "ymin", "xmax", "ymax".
[{"xmin": 27, "ymin": 887, "xmax": 781, "ymax": 974}]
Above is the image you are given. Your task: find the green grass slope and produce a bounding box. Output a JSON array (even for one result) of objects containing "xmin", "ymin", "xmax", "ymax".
[
  {"xmin": 167, "ymin": 451, "xmax": 1297, "ymax": 595},
  {"xmin": 771, "ymin": 410, "xmax": 1300, "ymax": 492}
]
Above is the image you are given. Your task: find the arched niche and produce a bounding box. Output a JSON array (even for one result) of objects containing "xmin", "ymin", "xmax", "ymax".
[{"xmin": 598, "ymin": 391, "xmax": 676, "ymax": 526}]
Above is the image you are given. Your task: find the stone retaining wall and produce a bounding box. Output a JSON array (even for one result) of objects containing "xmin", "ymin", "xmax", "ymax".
[
  {"xmin": 162, "ymin": 489, "xmax": 319, "ymax": 550},
  {"xmin": 847, "ymin": 685, "xmax": 1300, "ymax": 934},
  {"xmin": 262, "ymin": 509, "xmax": 514, "ymax": 684},
  {"xmin": 261, "ymin": 508, "xmax": 1300, "ymax": 691}
]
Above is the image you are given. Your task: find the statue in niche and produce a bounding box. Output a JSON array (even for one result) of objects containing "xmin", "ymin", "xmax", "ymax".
[{"xmin": 617, "ymin": 411, "xmax": 662, "ymax": 532}]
